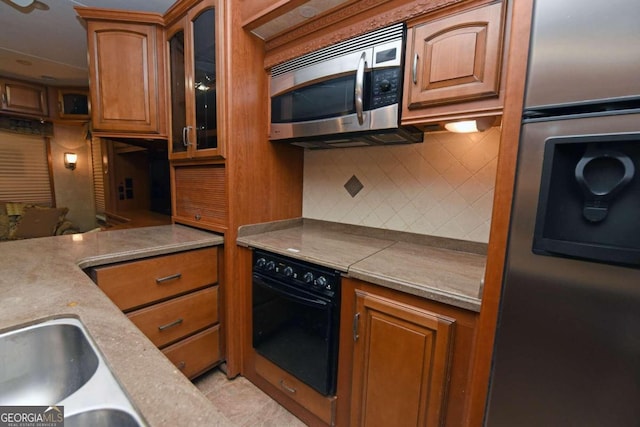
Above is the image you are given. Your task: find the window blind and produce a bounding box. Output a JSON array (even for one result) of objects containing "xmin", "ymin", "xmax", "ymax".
[
  {"xmin": 91, "ymin": 137, "xmax": 105, "ymax": 214},
  {"xmin": 0, "ymin": 131, "xmax": 52, "ymax": 205}
]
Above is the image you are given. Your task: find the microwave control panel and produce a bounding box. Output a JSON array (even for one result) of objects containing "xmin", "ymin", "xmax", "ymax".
[{"xmin": 371, "ymin": 67, "xmax": 401, "ymax": 109}]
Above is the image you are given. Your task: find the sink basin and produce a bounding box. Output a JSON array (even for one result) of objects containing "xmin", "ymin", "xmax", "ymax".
[
  {"xmin": 0, "ymin": 323, "xmax": 99, "ymax": 405},
  {"xmin": 0, "ymin": 317, "xmax": 146, "ymax": 426},
  {"xmin": 65, "ymin": 409, "xmax": 140, "ymax": 427}
]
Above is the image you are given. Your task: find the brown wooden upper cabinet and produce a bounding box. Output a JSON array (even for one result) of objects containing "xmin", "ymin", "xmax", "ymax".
[
  {"xmin": 75, "ymin": 8, "xmax": 167, "ymax": 138},
  {"xmin": 0, "ymin": 77, "xmax": 48, "ymax": 118},
  {"xmin": 49, "ymin": 87, "xmax": 91, "ymax": 121},
  {"xmin": 167, "ymin": 0, "xmax": 224, "ymax": 160},
  {"xmin": 402, "ymin": 1, "xmax": 506, "ymax": 124}
]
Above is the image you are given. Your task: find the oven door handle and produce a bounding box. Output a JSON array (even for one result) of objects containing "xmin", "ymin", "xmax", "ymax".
[{"xmin": 253, "ymin": 274, "xmax": 329, "ymax": 308}]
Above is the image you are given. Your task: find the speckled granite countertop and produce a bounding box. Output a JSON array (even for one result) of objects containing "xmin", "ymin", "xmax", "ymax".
[
  {"xmin": 0, "ymin": 225, "xmax": 232, "ymax": 426},
  {"xmin": 237, "ymin": 219, "xmax": 486, "ymax": 312}
]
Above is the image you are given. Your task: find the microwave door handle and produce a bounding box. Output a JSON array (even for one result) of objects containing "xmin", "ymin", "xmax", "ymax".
[{"xmin": 355, "ymin": 52, "xmax": 366, "ymax": 125}]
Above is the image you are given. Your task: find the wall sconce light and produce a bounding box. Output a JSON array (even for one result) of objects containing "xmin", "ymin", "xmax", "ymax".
[
  {"xmin": 64, "ymin": 152, "xmax": 78, "ymax": 170},
  {"xmin": 444, "ymin": 116, "xmax": 496, "ymax": 133}
]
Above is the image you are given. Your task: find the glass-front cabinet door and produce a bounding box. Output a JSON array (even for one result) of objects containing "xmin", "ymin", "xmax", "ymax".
[
  {"xmin": 168, "ymin": 0, "xmax": 222, "ymax": 159},
  {"xmin": 168, "ymin": 28, "xmax": 187, "ymax": 155},
  {"xmin": 192, "ymin": 8, "xmax": 217, "ymax": 152}
]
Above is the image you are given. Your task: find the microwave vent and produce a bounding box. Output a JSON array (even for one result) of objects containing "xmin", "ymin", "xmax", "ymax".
[{"xmin": 270, "ymin": 23, "xmax": 405, "ymax": 77}]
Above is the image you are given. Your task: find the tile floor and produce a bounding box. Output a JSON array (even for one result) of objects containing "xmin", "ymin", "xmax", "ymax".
[{"xmin": 194, "ymin": 367, "xmax": 306, "ymax": 427}]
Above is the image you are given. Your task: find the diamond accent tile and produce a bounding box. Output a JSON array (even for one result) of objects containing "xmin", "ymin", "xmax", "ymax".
[
  {"xmin": 344, "ymin": 175, "xmax": 364, "ymax": 198},
  {"xmin": 303, "ymin": 128, "xmax": 500, "ymax": 242}
]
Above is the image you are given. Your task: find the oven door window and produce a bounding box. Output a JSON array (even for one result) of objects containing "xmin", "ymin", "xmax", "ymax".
[
  {"xmin": 271, "ymin": 74, "xmax": 367, "ymax": 123},
  {"xmin": 252, "ymin": 274, "xmax": 339, "ymax": 396}
]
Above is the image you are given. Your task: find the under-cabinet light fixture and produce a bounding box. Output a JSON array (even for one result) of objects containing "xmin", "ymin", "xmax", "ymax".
[
  {"xmin": 64, "ymin": 152, "xmax": 77, "ymax": 170},
  {"xmin": 444, "ymin": 117, "xmax": 495, "ymax": 133}
]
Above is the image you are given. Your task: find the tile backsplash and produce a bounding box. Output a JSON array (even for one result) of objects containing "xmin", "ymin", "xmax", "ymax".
[{"xmin": 303, "ymin": 127, "xmax": 500, "ymax": 242}]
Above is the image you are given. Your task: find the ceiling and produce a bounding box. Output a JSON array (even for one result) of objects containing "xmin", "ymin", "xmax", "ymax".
[{"xmin": 0, "ymin": 0, "xmax": 175, "ymax": 87}]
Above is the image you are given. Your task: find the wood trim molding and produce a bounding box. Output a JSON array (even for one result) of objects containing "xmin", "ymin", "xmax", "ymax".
[
  {"xmin": 75, "ymin": 6, "xmax": 164, "ymax": 25},
  {"xmin": 465, "ymin": 0, "xmax": 534, "ymax": 425},
  {"xmin": 163, "ymin": 0, "xmax": 200, "ymax": 26},
  {"xmin": 44, "ymin": 137, "xmax": 56, "ymax": 207}
]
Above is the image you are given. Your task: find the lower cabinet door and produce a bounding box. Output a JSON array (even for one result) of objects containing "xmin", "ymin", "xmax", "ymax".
[
  {"xmin": 162, "ymin": 325, "xmax": 220, "ymax": 379},
  {"xmin": 351, "ymin": 290, "xmax": 455, "ymax": 427}
]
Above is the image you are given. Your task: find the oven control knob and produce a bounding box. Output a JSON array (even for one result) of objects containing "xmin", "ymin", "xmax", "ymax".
[
  {"xmin": 283, "ymin": 266, "xmax": 294, "ymax": 277},
  {"xmin": 303, "ymin": 272, "xmax": 314, "ymax": 284},
  {"xmin": 314, "ymin": 276, "xmax": 327, "ymax": 288},
  {"xmin": 266, "ymin": 261, "xmax": 276, "ymax": 271},
  {"xmin": 255, "ymin": 258, "xmax": 266, "ymax": 269},
  {"xmin": 379, "ymin": 79, "xmax": 391, "ymax": 92}
]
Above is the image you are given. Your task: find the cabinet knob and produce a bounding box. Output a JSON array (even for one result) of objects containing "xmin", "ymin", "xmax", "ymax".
[{"xmin": 195, "ymin": 214, "xmax": 201, "ymax": 221}]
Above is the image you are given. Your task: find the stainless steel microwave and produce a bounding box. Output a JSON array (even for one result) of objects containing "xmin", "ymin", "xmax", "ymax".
[{"xmin": 269, "ymin": 23, "xmax": 423, "ymax": 149}]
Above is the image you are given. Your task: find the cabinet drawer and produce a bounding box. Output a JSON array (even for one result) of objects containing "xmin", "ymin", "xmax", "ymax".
[
  {"xmin": 127, "ymin": 286, "xmax": 218, "ymax": 348},
  {"xmin": 162, "ymin": 325, "xmax": 220, "ymax": 379},
  {"xmin": 255, "ymin": 354, "xmax": 335, "ymax": 426},
  {"xmin": 92, "ymin": 247, "xmax": 217, "ymax": 311}
]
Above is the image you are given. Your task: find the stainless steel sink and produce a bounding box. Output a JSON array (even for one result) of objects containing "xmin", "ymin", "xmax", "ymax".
[
  {"xmin": 65, "ymin": 409, "xmax": 141, "ymax": 427},
  {"xmin": 0, "ymin": 322, "xmax": 99, "ymax": 405},
  {"xmin": 0, "ymin": 317, "xmax": 146, "ymax": 426}
]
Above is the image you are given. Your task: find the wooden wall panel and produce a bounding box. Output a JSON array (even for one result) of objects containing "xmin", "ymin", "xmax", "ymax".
[
  {"xmin": 217, "ymin": 0, "xmax": 304, "ymax": 378},
  {"xmin": 465, "ymin": 0, "xmax": 534, "ymax": 425}
]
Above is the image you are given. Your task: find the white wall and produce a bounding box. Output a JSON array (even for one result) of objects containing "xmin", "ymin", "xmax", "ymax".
[
  {"xmin": 303, "ymin": 127, "xmax": 500, "ymax": 242},
  {"xmin": 49, "ymin": 124, "xmax": 97, "ymax": 232}
]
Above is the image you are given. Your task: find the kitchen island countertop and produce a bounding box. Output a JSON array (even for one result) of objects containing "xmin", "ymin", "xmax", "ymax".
[
  {"xmin": 0, "ymin": 224, "xmax": 229, "ymax": 426},
  {"xmin": 237, "ymin": 218, "xmax": 486, "ymax": 312}
]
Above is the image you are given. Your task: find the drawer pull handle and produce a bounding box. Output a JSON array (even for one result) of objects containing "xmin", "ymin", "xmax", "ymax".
[
  {"xmin": 195, "ymin": 214, "xmax": 202, "ymax": 221},
  {"xmin": 176, "ymin": 361, "xmax": 186, "ymax": 370},
  {"xmin": 158, "ymin": 318, "xmax": 183, "ymax": 331},
  {"xmin": 155, "ymin": 273, "xmax": 182, "ymax": 284},
  {"xmin": 280, "ymin": 379, "xmax": 296, "ymax": 394}
]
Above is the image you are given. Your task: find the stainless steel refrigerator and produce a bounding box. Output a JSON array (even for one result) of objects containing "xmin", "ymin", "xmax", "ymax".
[{"xmin": 485, "ymin": 1, "xmax": 640, "ymax": 426}]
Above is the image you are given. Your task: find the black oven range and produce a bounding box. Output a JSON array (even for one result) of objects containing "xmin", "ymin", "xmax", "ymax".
[{"xmin": 252, "ymin": 249, "xmax": 341, "ymax": 396}]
